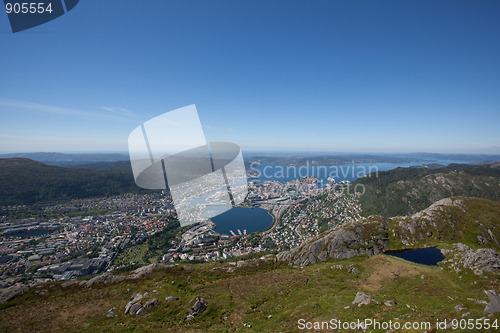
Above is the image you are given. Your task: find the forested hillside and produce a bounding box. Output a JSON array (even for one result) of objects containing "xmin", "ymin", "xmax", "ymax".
[
  {"xmin": 352, "ymin": 163, "xmax": 500, "ymax": 217},
  {"xmin": 0, "ymin": 158, "xmax": 155, "ymax": 205}
]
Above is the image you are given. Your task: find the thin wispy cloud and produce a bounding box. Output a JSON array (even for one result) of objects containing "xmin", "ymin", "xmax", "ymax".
[
  {"xmin": 203, "ymin": 124, "xmax": 234, "ymax": 132},
  {"xmin": 99, "ymin": 106, "xmax": 137, "ymax": 117},
  {"xmin": 0, "ymin": 99, "xmax": 137, "ymax": 123}
]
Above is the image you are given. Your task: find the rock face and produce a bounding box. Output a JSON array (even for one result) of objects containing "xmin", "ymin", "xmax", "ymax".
[
  {"xmin": 277, "ymin": 218, "xmax": 389, "ymax": 267},
  {"xmin": 86, "ymin": 272, "xmax": 113, "ymax": 288},
  {"xmin": 0, "ymin": 285, "xmax": 29, "ymax": 304},
  {"xmin": 441, "ymin": 243, "xmax": 500, "ymax": 276},
  {"xmin": 85, "ymin": 264, "xmax": 176, "ymax": 289},
  {"xmin": 352, "ymin": 292, "xmax": 380, "ymax": 307},
  {"xmin": 459, "ymin": 248, "xmax": 500, "ymax": 275},
  {"xmin": 127, "ymin": 263, "xmax": 177, "ymax": 279},
  {"xmin": 484, "ymin": 290, "xmax": 500, "ymax": 314},
  {"xmin": 392, "ymin": 198, "xmax": 470, "ymax": 247}
]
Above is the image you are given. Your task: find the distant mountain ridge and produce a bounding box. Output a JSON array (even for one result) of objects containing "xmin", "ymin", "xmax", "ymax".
[
  {"xmin": 0, "ymin": 152, "xmax": 129, "ymax": 168},
  {"xmin": 0, "ymin": 158, "xmax": 153, "ymax": 206},
  {"xmin": 245, "ymin": 153, "xmax": 500, "ymax": 167},
  {"xmin": 245, "ymin": 154, "xmax": 425, "ymax": 167}
]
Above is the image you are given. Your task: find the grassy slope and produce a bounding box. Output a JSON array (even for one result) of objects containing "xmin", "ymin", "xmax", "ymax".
[
  {"xmin": 0, "ymin": 255, "xmax": 499, "ymax": 333},
  {"xmin": 1, "ymin": 197, "xmax": 500, "ymax": 333},
  {"xmin": 389, "ymin": 197, "xmax": 500, "ymax": 251}
]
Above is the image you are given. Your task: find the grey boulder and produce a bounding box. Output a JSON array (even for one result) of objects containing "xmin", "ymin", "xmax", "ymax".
[
  {"xmin": 352, "ymin": 292, "xmax": 380, "ymax": 307},
  {"xmin": 187, "ymin": 296, "xmax": 208, "ymax": 318},
  {"xmin": 484, "ymin": 290, "xmax": 500, "ymax": 314},
  {"xmin": 144, "ymin": 298, "xmax": 158, "ymax": 310},
  {"xmin": 129, "ymin": 302, "xmax": 143, "ymax": 315},
  {"xmin": 384, "ymin": 300, "xmax": 397, "ymax": 306},
  {"xmin": 124, "ymin": 301, "xmax": 134, "ymax": 314},
  {"xmin": 136, "ymin": 307, "xmax": 147, "ymax": 316}
]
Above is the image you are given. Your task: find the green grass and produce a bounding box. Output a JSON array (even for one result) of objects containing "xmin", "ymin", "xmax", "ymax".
[{"xmin": 1, "ymin": 254, "xmax": 499, "ymax": 333}]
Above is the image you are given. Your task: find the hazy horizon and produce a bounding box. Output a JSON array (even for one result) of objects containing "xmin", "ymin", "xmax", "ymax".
[{"xmin": 1, "ymin": 150, "xmax": 500, "ymax": 158}]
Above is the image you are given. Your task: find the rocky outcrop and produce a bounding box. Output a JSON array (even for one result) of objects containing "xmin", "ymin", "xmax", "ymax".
[
  {"xmin": 352, "ymin": 292, "xmax": 380, "ymax": 307},
  {"xmin": 440, "ymin": 243, "xmax": 500, "ymax": 276},
  {"xmin": 86, "ymin": 272, "xmax": 113, "ymax": 288},
  {"xmin": 0, "ymin": 285, "xmax": 29, "ymax": 304},
  {"xmin": 85, "ymin": 264, "xmax": 178, "ymax": 289},
  {"xmin": 459, "ymin": 248, "xmax": 500, "ymax": 275},
  {"xmin": 124, "ymin": 301, "xmax": 134, "ymax": 314},
  {"xmin": 127, "ymin": 263, "xmax": 177, "ymax": 279},
  {"xmin": 484, "ymin": 290, "xmax": 500, "ymax": 314},
  {"xmin": 85, "ymin": 272, "xmax": 126, "ymax": 288},
  {"xmin": 392, "ymin": 198, "xmax": 467, "ymax": 247},
  {"xmin": 136, "ymin": 308, "xmax": 147, "ymax": 316},
  {"xmin": 121, "ymin": 290, "xmax": 159, "ymax": 317},
  {"xmin": 191, "ymin": 296, "xmax": 208, "ymax": 314},
  {"xmin": 347, "ymin": 267, "xmax": 361, "ymax": 274},
  {"xmin": 131, "ymin": 292, "xmax": 144, "ymax": 303},
  {"xmin": 184, "ymin": 296, "xmax": 208, "ymax": 321},
  {"xmin": 208, "ymin": 256, "xmax": 276, "ymax": 273},
  {"xmin": 277, "ymin": 218, "xmax": 389, "ymax": 267},
  {"xmin": 144, "ymin": 298, "xmax": 158, "ymax": 310},
  {"xmin": 129, "ymin": 302, "xmax": 143, "ymax": 315},
  {"xmin": 107, "ymin": 307, "xmax": 117, "ymax": 318}
]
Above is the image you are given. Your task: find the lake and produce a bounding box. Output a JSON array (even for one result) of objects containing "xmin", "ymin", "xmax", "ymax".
[
  {"xmin": 385, "ymin": 247, "xmax": 444, "ymax": 265},
  {"xmin": 210, "ymin": 207, "xmax": 273, "ymax": 235}
]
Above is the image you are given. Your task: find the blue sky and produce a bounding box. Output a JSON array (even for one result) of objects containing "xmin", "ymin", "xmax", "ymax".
[{"xmin": 0, "ymin": 0, "xmax": 499, "ymax": 154}]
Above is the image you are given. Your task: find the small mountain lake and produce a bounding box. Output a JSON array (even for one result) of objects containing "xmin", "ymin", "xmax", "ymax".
[
  {"xmin": 385, "ymin": 247, "xmax": 444, "ymax": 265},
  {"xmin": 210, "ymin": 207, "xmax": 273, "ymax": 235}
]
